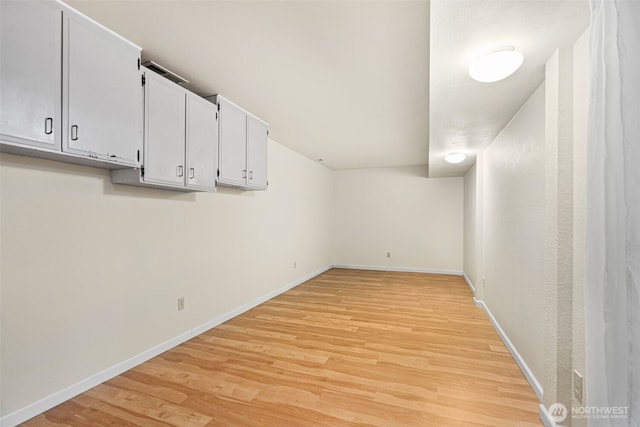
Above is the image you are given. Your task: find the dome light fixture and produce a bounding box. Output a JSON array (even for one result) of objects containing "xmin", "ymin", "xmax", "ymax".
[
  {"xmin": 469, "ymin": 48, "xmax": 523, "ymax": 83},
  {"xmin": 444, "ymin": 153, "xmax": 466, "ymax": 164}
]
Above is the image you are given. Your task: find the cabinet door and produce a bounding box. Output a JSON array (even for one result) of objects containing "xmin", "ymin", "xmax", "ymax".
[
  {"xmin": 218, "ymin": 98, "xmax": 248, "ymax": 187},
  {"xmin": 186, "ymin": 94, "xmax": 217, "ymax": 191},
  {"xmin": 0, "ymin": 0, "xmax": 61, "ymax": 150},
  {"xmin": 143, "ymin": 71, "xmax": 186, "ymax": 187},
  {"xmin": 246, "ymin": 116, "xmax": 268, "ymax": 190},
  {"xmin": 63, "ymin": 10, "xmax": 142, "ymax": 166}
]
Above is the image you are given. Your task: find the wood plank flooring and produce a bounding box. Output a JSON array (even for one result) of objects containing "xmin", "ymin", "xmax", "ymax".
[{"xmin": 23, "ymin": 269, "xmax": 541, "ymax": 426}]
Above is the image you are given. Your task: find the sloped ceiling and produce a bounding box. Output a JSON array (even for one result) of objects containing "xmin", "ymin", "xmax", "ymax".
[
  {"xmin": 66, "ymin": 0, "xmax": 588, "ymax": 176},
  {"xmin": 66, "ymin": 0, "xmax": 430, "ymax": 171}
]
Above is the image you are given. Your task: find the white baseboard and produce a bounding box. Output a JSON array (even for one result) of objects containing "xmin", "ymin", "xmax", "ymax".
[
  {"xmin": 333, "ymin": 264, "xmax": 463, "ymax": 276},
  {"xmin": 463, "ymin": 272, "xmax": 476, "ymax": 295},
  {"xmin": 474, "ymin": 299, "xmax": 544, "ymax": 402},
  {"xmin": 0, "ymin": 265, "xmax": 332, "ymax": 427}
]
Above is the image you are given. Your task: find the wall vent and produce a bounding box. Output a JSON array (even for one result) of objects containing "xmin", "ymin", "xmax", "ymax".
[{"xmin": 142, "ymin": 60, "xmax": 189, "ymax": 86}]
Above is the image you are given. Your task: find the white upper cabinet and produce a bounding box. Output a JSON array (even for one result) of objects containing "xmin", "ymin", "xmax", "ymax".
[
  {"xmin": 142, "ymin": 70, "xmax": 186, "ymax": 187},
  {"xmin": 0, "ymin": 1, "xmax": 142, "ymax": 168},
  {"xmin": 63, "ymin": 8, "xmax": 142, "ymax": 166},
  {"xmin": 111, "ymin": 68, "xmax": 218, "ymax": 192},
  {"xmin": 208, "ymin": 95, "xmax": 268, "ymax": 191},
  {"xmin": 0, "ymin": 0, "xmax": 61, "ymax": 150},
  {"xmin": 246, "ymin": 115, "xmax": 268, "ymax": 190},
  {"xmin": 217, "ymin": 97, "xmax": 248, "ymax": 187},
  {"xmin": 186, "ymin": 93, "xmax": 218, "ymax": 191}
]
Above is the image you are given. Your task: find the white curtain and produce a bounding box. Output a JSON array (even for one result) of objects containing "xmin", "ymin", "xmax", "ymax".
[{"xmin": 586, "ymin": 0, "xmax": 640, "ymax": 426}]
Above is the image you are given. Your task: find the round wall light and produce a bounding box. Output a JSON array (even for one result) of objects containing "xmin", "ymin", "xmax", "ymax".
[
  {"xmin": 469, "ymin": 48, "xmax": 523, "ymax": 83},
  {"xmin": 444, "ymin": 153, "xmax": 466, "ymax": 164}
]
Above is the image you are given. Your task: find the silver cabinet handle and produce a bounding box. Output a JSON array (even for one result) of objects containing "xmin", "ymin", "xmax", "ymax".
[
  {"xmin": 189, "ymin": 168, "xmax": 195, "ymax": 179},
  {"xmin": 249, "ymin": 170, "xmax": 254, "ymax": 180},
  {"xmin": 242, "ymin": 169, "xmax": 247, "ymax": 179},
  {"xmin": 44, "ymin": 118, "xmax": 53, "ymax": 135},
  {"xmin": 71, "ymin": 125, "xmax": 78, "ymax": 140},
  {"xmin": 177, "ymin": 165, "xmax": 184, "ymax": 177}
]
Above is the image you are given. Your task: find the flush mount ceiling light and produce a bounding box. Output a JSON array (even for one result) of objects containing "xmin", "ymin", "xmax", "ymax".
[
  {"xmin": 469, "ymin": 48, "xmax": 524, "ymax": 83},
  {"xmin": 444, "ymin": 153, "xmax": 466, "ymax": 164}
]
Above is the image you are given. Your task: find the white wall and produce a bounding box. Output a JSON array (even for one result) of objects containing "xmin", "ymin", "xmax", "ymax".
[
  {"xmin": 465, "ymin": 30, "xmax": 591, "ymax": 421},
  {"xmin": 463, "ymin": 164, "xmax": 477, "ymax": 288},
  {"xmin": 543, "ymin": 45, "xmax": 576, "ymax": 414},
  {"xmin": 332, "ymin": 166, "xmax": 463, "ymax": 273},
  {"xmin": 0, "ymin": 140, "xmax": 333, "ymax": 418},
  {"xmin": 571, "ymin": 29, "xmax": 589, "ymax": 424},
  {"xmin": 481, "ymin": 83, "xmax": 547, "ymax": 385}
]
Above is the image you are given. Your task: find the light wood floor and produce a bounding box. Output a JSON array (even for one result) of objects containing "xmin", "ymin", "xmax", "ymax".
[{"xmin": 24, "ymin": 269, "xmax": 541, "ymax": 426}]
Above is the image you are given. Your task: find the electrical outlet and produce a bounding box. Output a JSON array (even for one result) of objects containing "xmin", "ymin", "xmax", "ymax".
[
  {"xmin": 573, "ymin": 370, "xmax": 583, "ymax": 402},
  {"xmin": 386, "ymin": 252, "xmax": 391, "ymax": 258},
  {"xmin": 177, "ymin": 297, "xmax": 185, "ymax": 311}
]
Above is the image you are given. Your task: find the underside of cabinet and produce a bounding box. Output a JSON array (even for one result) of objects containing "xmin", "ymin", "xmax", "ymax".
[
  {"xmin": 110, "ymin": 168, "xmax": 215, "ymax": 192},
  {"xmin": 0, "ymin": 140, "xmax": 138, "ymax": 170}
]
